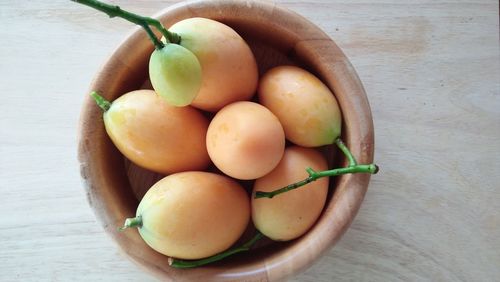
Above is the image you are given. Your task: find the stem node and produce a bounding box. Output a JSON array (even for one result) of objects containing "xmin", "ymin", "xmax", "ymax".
[{"xmin": 305, "ymin": 167, "xmax": 317, "ymax": 177}]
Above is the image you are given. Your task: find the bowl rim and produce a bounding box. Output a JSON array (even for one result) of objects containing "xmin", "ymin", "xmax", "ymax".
[{"xmin": 77, "ymin": 0, "xmax": 374, "ymax": 281}]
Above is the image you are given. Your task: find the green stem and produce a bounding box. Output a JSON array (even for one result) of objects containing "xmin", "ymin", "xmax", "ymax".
[
  {"xmin": 118, "ymin": 216, "xmax": 142, "ymax": 231},
  {"xmin": 169, "ymin": 232, "xmax": 265, "ymax": 269},
  {"xmin": 335, "ymin": 138, "xmax": 357, "ymax": 166},
  {"xmin": 90, "ymin": 91, "xmax": 111, "ymax": 112},
  {"xmin": 71, "ymin": 0, "xmax": 181, "ymax": 48},
  {"xmin": 255, "ymin": 138, "xmax": 379, "ymax": 199}
]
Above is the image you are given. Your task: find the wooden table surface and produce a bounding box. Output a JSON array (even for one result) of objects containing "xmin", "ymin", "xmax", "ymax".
[{"xmin": 1, "ymin": 0, "xmax": 499, "ymax": 281}]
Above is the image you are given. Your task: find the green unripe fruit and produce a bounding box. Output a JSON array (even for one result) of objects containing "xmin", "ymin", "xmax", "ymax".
[{"xmin": 149, "ymin": 43, "xmax": 202, "ymax": 107}]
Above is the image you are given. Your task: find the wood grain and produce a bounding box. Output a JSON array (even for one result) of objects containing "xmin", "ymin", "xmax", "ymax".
[{"xmin": 0, "ymin": 0, "xmax": 499, "ymax": 281}]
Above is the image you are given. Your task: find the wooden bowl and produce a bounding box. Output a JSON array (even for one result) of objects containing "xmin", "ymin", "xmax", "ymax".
[{"xmin": 78, "ymin": 0, "xmax": 374, "ymax": 281}]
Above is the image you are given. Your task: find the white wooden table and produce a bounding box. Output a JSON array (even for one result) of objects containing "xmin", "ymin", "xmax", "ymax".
[{"xmin": 1, "ymin": 0, "xmax": 499, "ymax": 281}]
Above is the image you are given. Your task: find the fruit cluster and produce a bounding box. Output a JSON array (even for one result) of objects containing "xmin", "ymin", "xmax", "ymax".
[{"xmin": 75, "ymin": 0, "xmax": 378, "ymax": 268}]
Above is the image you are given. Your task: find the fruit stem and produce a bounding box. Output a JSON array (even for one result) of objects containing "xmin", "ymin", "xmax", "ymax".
[
  {"xmin": 118, "ymin": 216, "xmax": 142, "ymax": 231},
  {"xmin": 254, "ymin": 138, "xmax": 379, "ymax": 199},
  {"xmin": 335, "ymin": 138, "xmax": 357, "ymax": 166},
  {"xmin": 169, "ymin": 231, "xmax": 265, "ymax": 268},
  {"xmin": 90, "ymin": 91, "xmax": 111, "ymax": 112},
  {"xmin": 71, "ymin": 0, "xmax": 181, "ymax": 49}
]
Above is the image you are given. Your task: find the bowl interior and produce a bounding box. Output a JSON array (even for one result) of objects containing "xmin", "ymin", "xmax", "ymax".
[{"xmin": 78, "ymin": 1, "xmax": 374, "ymax": 281}]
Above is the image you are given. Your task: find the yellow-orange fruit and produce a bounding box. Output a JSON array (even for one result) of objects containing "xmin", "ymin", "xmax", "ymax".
[
  {"xmin": 169, "ymin": 17, "xmax": 258, "ymax": 112},
  {"xmin": 136, "ymin": 172, "xmax": 250, "ymax": 259},
  {"xmin": 206, "ymin": 101, "xmax": 285, "ymax": 180},
  {"xmin": 258, "ymin": 65, "xmax": 342, "ymax": 147},
  {"xmin": 252, "ymin": 146, "xmax": 328, "ymax": 241},
  {"xmin": 103, "ymin": 89, "xmax": 210, "ymax": 174}
]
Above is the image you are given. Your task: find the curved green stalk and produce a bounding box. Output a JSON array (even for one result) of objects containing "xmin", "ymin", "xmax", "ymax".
[
  {"xmin": 335, "ymin": 138, "xmax": 357, "ymax": 166},
  {"xmin": 255, "ymin": 138, "xmax": 379, "ymax": 199},
  {"xmin": 169, "ymin": 232, "xmax": 265, "ymax": 268},
  {"xmin": 90, "ymin": 91, "xmax": 111, "ymax": 112},
  {"xmin": 71, "ymin": 0, "xmax": 181, "ymax": 48},
  {"xmin": 118, "ymin": 216, "xmax": 142, "ymax": 231}
]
